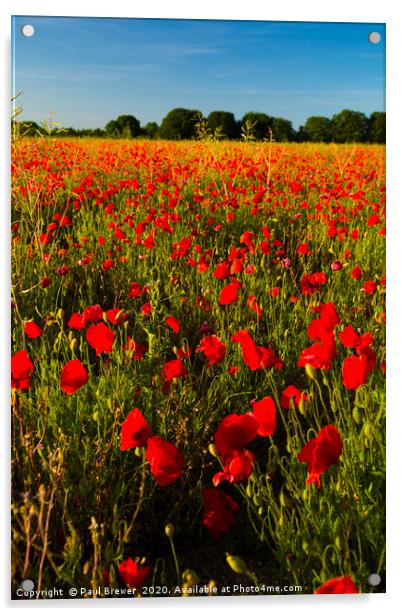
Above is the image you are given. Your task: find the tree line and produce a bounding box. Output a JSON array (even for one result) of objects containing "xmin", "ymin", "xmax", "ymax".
[{"xmin": 16, "ymin": 108, "xmax": 385, "ymax": 143}]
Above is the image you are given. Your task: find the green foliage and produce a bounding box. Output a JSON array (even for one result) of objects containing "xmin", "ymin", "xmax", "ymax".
[
  {"xmin": 303, "ymin": 116, "xmax": 333, "ymax": 143},
  {"xmin": 241, "ymin": 112, "xmax": 273, "ymax": 141},
  {"xmin": 159, "ymin": 108, "xmax": 201, "ymax": 140},
  {"xmin": 105, "ymin": 115, "xmax": 142, "ymax": 139},
  {"xmin": 207, "ymin": 111, "xmax": 238, "ymax": 139},
  {"xmin": 331, "ymin": 109, "xmax": 369, "ymax": 143},
  {"xmin": 143, "ymin": 122, "xmax": 159, "ymax": 139},
  {"xmin": 271, "ymin": 117, "xmax": 296, "ymax": 142},
  {"xmin": 368, "ymin": 112, "xmax": 385, "ymax": 143}
]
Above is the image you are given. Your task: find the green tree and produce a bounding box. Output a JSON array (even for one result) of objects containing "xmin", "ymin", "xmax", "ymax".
[
  {"xmin": 272, "ymin": 117, "xmax": 296, "ymax": 142},
  {"xmin": 159, "ymin": 108, "xmax": 201, "ymax": 140},
  {"xmin": 241, "ymin": 112, "xmax": 273, "ymax": 141},
  {"xmin": 331, "ymin": 109, "xmax": 369, "ymax": 143},
  {"xmin": 104, "ymin": 115, "xmax": 141, "ymax": 138},
  {"xmin": 143, "ymin": 122, "xmax": 159, "ymax": 139},
  {"xmin": 207, "ymin": 111, "xmax": 238, "ymax": 139},
  {"xmin": 303, "ymin": 116, "xmax": 332, "ymax": 142},
  {"xmin": 368, "ymin": 112, "xmax": 385, "ymax": 143}
]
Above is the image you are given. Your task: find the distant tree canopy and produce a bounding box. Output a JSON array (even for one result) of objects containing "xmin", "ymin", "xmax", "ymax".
[
  {"xmin": 159, "ymin": 108, "xmax": 201, "ymax": 140},
  {"xmin": 104, "ymin": 114, "xmax": 141, "ymax": 138},
  {"xmin": 303, "ymin": 116, "xmax": 333, "ymax": 143},
  {"xmin": 241, "ymin": 112, "xmax": 273, "ymax": 140},
  {"xmin": 330, "ymin": 109, "xmax": 369, "ymax": 143},
  {"xmin": 15, "ymin": 108, "xmax": 386, "ymax": 143},
  {"xmin": 207, "ymin": 111, "xmax": 238, "ymax": 139},
  {"xmin": 368, "ymin": 111, "xmax": 386, "ymax": 143},
  {"xmin": 143, "ymin": 122, "xmax": 159, "ymax": 139}
]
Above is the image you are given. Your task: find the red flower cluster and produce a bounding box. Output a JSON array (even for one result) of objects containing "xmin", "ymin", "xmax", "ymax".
[
  {"xmin": 11, "ymin": 350, "xmax": 34, "ymax": 390},
  {"xmin": 298, "ymin": 302, "xmax": 340, "ymax": 370},
  {"xmin": 120, "ymin": 408, "xmax": 184, "ymax": 486},
  {"xmin": 231, "ymin": 330, "xmax": 283, "ymax": 370},
  {"xmin": 196, "ymin": 335, "xmax": 226, "ymax": 366},
  {"xmin": 297, "ymin": 425, "xmax": 342, "ymax": 488},
  {"xmin": 118, "ymin": 557, "xmax": 152, "ymax": 588},
  {"xmin": 60, "ymin": 359, "xmax": 88, "ymax": 394},
  {"xmin": 315, "ymin": 576, "xmax": 359, "ymax": 594},
  {"xmin": 300, "ymin": 272, "xmax": 328, "ymax": 295},
  {"xmin": 201, "ymin": 488, "xmax": 240, "ymax": 537}
]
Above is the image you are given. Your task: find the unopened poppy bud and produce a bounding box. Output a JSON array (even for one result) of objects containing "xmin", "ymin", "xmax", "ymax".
[
  {"xmin": 134, "ymin": 446, "xmax": 144, "ymax": 457},
  {"xmin": 83, "ymin": 561, "xmax": 91, "ymax": 575},
  {"xmin": 258, "ymin": 505, "xmax": 264, "ymax": 516},
  {"xmin": 352, "ymin": 407, "xmax": 361, "ymax": 424},
  {"xmin": 70, "ymin": 338, "xmax": 78, "ymax": 352},
  {"xmin": 302, "ymin": 540, "xmax": 309, "ymax": 554},
  {"xmin": 68, "ymin": 330, "xmax": 74, "ymax": 342},
  {"xmin": 279, "ymin": 491, "xmax": 288, "ymax": 508},
  {"xmin": 363, "ymin": 423, "xmax": 372, "ymax": 438},
  {"xmin": 165, "ymin": 523, "xmax": 175, "ymax": 538},
  {"xmin": 183, "ymin": 569, "xmax": 199, "ymax": 586},
  {"xmin": 226, "ymin": 554, "xmax": 247, "ymax": 575},
  {"xmin": 208, "ymin": 443, "xmax": 218, "ymax": 458},
  {"xmin": 305, "ymin": 364, "xmax": 316, "ymax": 379},
  {"xmin": 299, "ymin": 395, "xmax": 306, "ymax": 415},
  {"xmin": 103, "ymin": 312, "xmax": 108, "ymax": 322},
  {"xmin": 334, "ymin": 535, "xmax": 342, "ymax": 551},
  {"xmin": 253, "ymin": 493, "xmax": 261, "ymax": 506},
  {"xmin": 208, "ymin": 580, "xmax": 217, "ymax": 595},
  {"xmin": 246, "ymin": 484, "xmax": 253, "ymax": 498},
  {"xmin": 57, "ymin": 309, "xmax": 65, "ymax": 319}
]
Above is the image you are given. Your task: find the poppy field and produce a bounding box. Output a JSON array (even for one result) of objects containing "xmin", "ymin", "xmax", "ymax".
[{"xmin": 11, "ymin": 137, "xmax": 386, "ymax": 598}]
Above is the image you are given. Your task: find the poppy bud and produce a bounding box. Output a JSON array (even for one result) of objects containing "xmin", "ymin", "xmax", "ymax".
[
  {"xmin": 57, "ymin": 309, "xmax": 64, "ymax": 319},
  {"xmin": 70, "ymin": 338, "xmax": 78, "ymax": 352},
  {"xmin": 134, "ymin": 446, "xmax": 144, "ymax": 458},
  {"xmin": 352, "ymin": 407, "xmax": 361, "ymax": 424},
  {"xmin": 183, "ymin": 569, "xmax": 199, "ymax": 586},
  {"xmin": 208, "ymin": 580, "xmax": 217, "ymax": 595},
  {"xmin": 299, "ymin": 395, "xmax": 306, "ymax": 415},
  {"xmin": 68, "ymin": 330, "xmax": 74, "ymax": 342},
  {"xmin": 246, "ymin": 484, "xmax": 253, "ymax": 498},
  {"xmin": 226, "ymin": 554, "xmax": 247, "ymax": 575},
  {"xmin": 253, "ymin": 493, "xmax": 261, "ymax": 506},
  {"xmin": 83, "ymin": 561, "xmax": 91, "ymax": 575},
  {"xmin": 279, "ymin": 491, "xmax": 288, "ymax": 508},
  {"xmin": 334, "ymin": 535, "xmax": 342, "ymax": 551},
  {"xmin": 302, "ymin": 540, "xmax": 309, "ymax": 554},
  {"xmin": 258, "ymin": 505, "xmax": 264, "ymax": 516},
  {"xmin": 165, "ymin": 523, "xmax": 175, "ymax": 538},
  {"xmin": 363, "ymin": 423, "xmax": 372, "ymax": 438},
  {"xmin": 305, "ymin": 364, "xmax": 316, "ymax": 379},
  {"xmin": 208, "ymin": 443, "xmax": 218, "ymax": 458}
]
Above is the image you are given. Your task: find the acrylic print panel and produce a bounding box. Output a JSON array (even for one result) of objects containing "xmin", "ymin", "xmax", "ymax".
[{"xmin": 11, "ymin": 16, "xmax": 385, "ymax": 600}]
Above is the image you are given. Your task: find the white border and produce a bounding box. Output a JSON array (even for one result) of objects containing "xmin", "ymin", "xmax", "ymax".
[{"xmin": 1, "ymin": 1, "xmax": 401, "ymax": 614}]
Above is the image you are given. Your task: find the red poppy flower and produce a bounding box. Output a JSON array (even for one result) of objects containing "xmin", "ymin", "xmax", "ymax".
[
  {"xmin": 118, "ymin": 557, "xmax": 152, "ymax": 588},
  {"xmin": 280, "ymin": 385, "xmax": 308, "ymax": 409},
  {"xmin": 86, "ymin": 323, "xmax": 115, "ymax": 355},
  {"xmin": 247, "ymin": 295, "xmax": 262, "ymax": 316},
  {"xmin": 106, "ymin": 308, "xmax": 127, "ymax": 325},
  {"xmin": 297, "ymin": 425, "xmax": 343, "ymax": 488},
  {"xmin": 121, "ymin": 408, "xmax": 152, "ymax": 450},
  {"xmin": 351, "ymin": 266, "xmax": 363, "ymax": 279},
  {"xmin": 201, "ymin": 488, "xmax": 240, "ymax": 537},
  {"xmin": 231, "ymin": 330, "xmax": 282, "ymax": 370},
  {"xmin": 301, "ymin": 272, "xmax": 327, "ymax": 295},
  {"xmin": 250, "ymin": 396, "xmax": 276, "ymax": 436},
  {"xmin": 140, "ymin": 302, "xmax": 153, "ymax": 315},
  {"xmin": 11, "ymin": 350, "xmax": 34, "ymax": 390},
  {"xmin": 123, "ymin": 337, "xmax": 147, "ymax": 360},
  {"xmin": 196, "ymin": 335, "xmax": 226, "ymax": 366},
  {"xmin": 162, "ymin": 358, "xmax": 187, "ymax": 382},
  {"xmin": 219, "ymin": 279, "xmax": 241, "ymax": 305},
  {"xmin": 129, "ymin": 281, "xmax": 143, "ymax": 298},
  {"xmin": 24, "ymin": 321, "xmax": 43, "ymax": 339},
  {"xmin": 60, "ymin": 359, "xmax": 88, "ymax": 394},
  {"xmin": 342, "ymin": 345, "xmax": 376, "ymax": 390},
  {"xmin": 164, "ymin": 315, "xmax": 181, "ymax": 333},
  {"xmin": 339, "ymin": 325, "xmax": 362, "ymax": 348},
  {"xmin": 315, "ymin": 576, "xmax": 359, "ymax": 594},
  {"xmin": 214, "ymin": 413, "xmax": 258, "ymax": 457},
  {"xmin": 362, "ymin": 280, "xmax": 377, "ymax": 294},
  {"xmin": 297, "ymin": 332, "xmax": 337, "ymax": 370},
  {"xmin": 145, "ymin": 436, "xmax": 184, "ymax": 486},
  {"xmin": 68, "ymin": 312, "xmax": 87, "ymax": 330},
  {"xmin": 213, "ymin": 449, "xmax": 254, "ymax": 486},
  {"xmin": 213, "ymin": 262, "xmax": 231, "ymax": 280},
  {"xmin": 83, "ymin": 304, "xmax": 103, "ymax": 323}
]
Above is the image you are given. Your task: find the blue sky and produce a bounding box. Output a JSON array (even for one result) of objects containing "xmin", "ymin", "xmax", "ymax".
[{"xmin": 12, "ymin": 17, "xmax": 385, "ymax": 130}]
